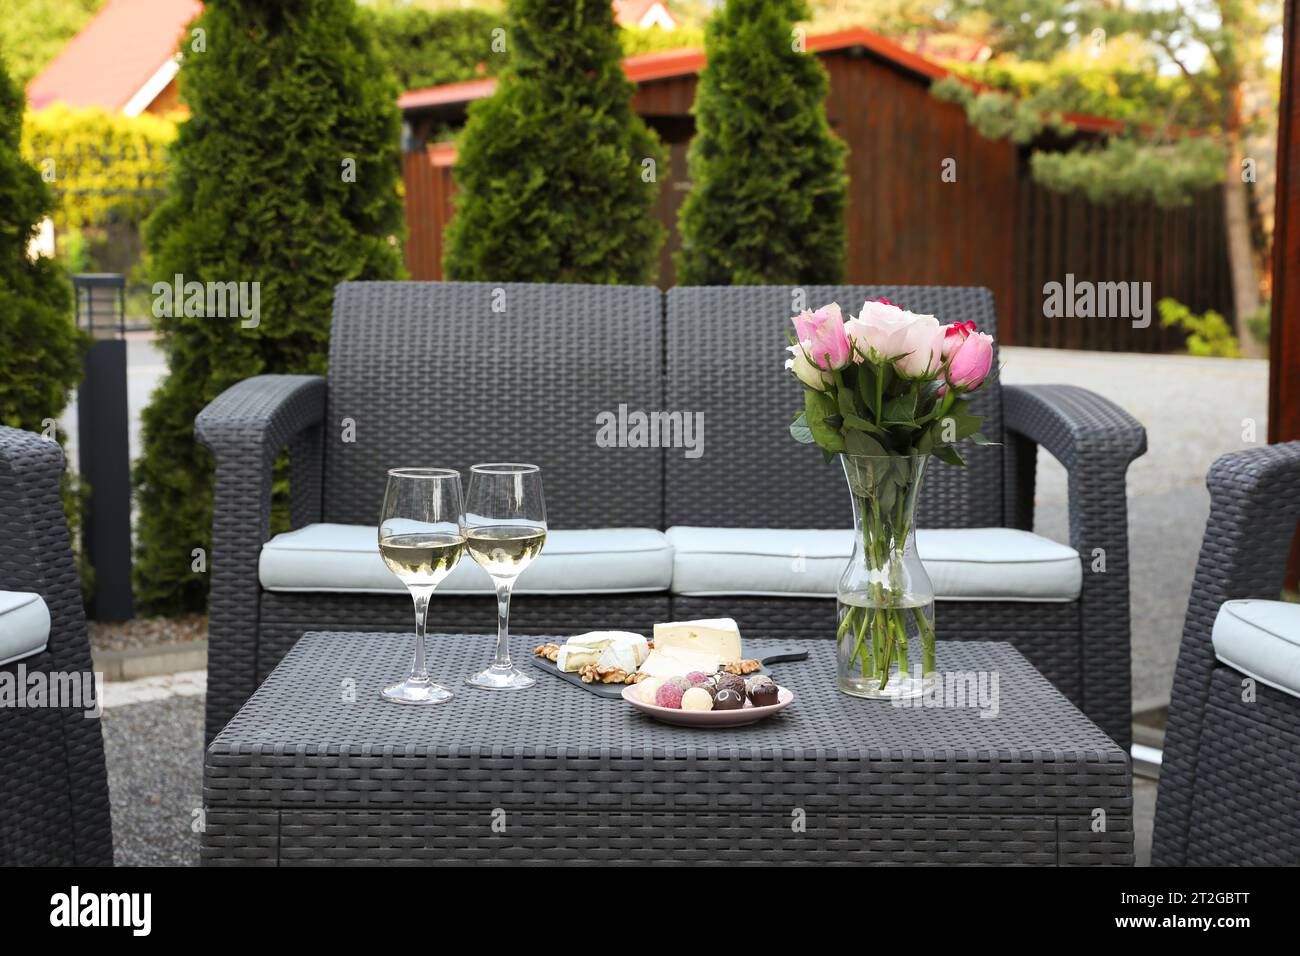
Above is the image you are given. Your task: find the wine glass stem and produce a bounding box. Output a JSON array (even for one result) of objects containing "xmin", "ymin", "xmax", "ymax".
[
  {"xmin": 492, "ymin": 579, "xmax": 513, "ymax": 669},
  {"xmin": 410, "ymin": 586, "xmax": 433, "ymax": 682}
]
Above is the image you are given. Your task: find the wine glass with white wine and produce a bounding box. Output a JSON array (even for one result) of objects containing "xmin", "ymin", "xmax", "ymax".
[
  {"xmin": 463, "ymin": 463, "xmax": 547, "ymax": 689},
  {"xmin": 377, "ymin": 467, "xmax": 465, "ymax": 704}
]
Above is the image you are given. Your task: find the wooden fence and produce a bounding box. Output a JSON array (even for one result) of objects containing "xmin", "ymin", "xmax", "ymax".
[{"xmin": 401, "ymin": 141, "xmax": 1235, "ymax": 352}]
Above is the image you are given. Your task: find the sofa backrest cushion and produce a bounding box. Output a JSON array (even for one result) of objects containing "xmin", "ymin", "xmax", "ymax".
[
  {"xmin": 324, "ymin": 282, "xmax": 665, "ymax": 528},
  {"xmin": 665, "ymin": 285, "xmax": 1003, "ymax": 529}
]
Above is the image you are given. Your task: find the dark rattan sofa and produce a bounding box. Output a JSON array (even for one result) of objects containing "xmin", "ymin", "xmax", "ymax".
[
  {"xmin": 197, "ymin": 282, "xmax": 1146, "ymax": 746},
  {"xmin": 1153, "ymin": 442, "xmax": 1300, "ymax": 865},
  {"xmin": 0, "ymin": 426, "xmax": 113, "ymax": 866}
]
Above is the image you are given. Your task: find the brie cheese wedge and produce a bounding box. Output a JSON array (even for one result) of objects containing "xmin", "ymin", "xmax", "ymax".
[{"xmin": 652, "ymin": 618, "xmax": 742, "ymax": 663}]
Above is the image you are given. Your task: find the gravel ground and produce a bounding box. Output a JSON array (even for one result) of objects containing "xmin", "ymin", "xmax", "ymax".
[
  {"xmin": 90, "ymin": 614, "xmax": 207, "ymax": 653},
  {"xmin": 102, "ymin": 696, "xmax": 203, "ymax": 866}
]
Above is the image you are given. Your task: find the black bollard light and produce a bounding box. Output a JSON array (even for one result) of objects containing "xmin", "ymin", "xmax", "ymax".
[{"xmin": 73, "ymin": 274, "xmax": 134, "ymax": 621}]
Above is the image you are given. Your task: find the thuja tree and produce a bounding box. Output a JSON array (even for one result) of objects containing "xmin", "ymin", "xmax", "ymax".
[
  {"xmin": 134, "ymin": 0, "xmax": 404, "ymax": 614},
  {"xmin": 443, "ymin": 0, "xmax": 663, "ymax": 283},
  {"xmin": 0, "ymin": 53, "xmax": 84, "ymax": 437},
  {"xmin": 676, "ymin": 0, "xmax": 848, "ymax": 285}
]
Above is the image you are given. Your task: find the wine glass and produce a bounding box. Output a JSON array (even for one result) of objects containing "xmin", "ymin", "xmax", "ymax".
[
  {"xmin": 377, "ymin": 467, "xmax": 465, "ymax": 704},
  {"xmin": 463, "ymin": 463, "xmax": 547, "ymax": 690}
]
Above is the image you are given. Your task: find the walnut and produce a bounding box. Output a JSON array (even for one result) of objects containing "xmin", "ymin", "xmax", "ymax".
[
  {"xmin": 578, "ymin": 663, "xmax": 636, "ymax": 684},
  {"xmin": 722, "ymin": 658, "xmax": 762, "ymax": 676},
  {"xmin": 533, "ymin": 643, "xmax": 560, "ymax": 662}
]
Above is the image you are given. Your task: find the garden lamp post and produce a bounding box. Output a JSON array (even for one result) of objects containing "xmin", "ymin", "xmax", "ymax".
[{"xmin": 73, "ymin": 273, "xmax": 134, "ymax": 621}]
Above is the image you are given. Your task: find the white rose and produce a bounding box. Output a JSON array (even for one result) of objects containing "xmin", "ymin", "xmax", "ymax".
[
  {"xmin": 892, "ymin": 313, "xmax": 944, "ymax": 379},
  {"xmin": 785, "ymin": 342, "xmax": 833, "ymax": 389},
  {"xmin": 845, "ymin": 299, "xmax": 913, "ymax": 361}
]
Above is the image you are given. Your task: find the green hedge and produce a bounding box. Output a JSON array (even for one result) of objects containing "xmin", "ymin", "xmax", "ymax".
[
  {"xmin": 363, "ymin": 7, "xmax": 507, "ymax": 91},
  {"xmin": 443, "ymin": 0, "xmax": 663, "ymax": 283},
  {"xmin": 132, "ymin": 0, "xmax": 406, "ymax": 614},
  {"xmin": 0, "ymin": 54, "xmax": 85, "ymax": 437},
  {"xmin": 676, "ymin": 0, "xmax": 847, "ymax": 284},
  {"xmin": 21, "ymin": 106, "xmax": 177, "ymax": 233}
]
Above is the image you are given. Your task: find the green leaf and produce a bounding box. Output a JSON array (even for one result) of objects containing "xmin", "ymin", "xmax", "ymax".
[
  {"xmin": 877, "ymin": 475, "xmax": 897, "ymax": 513},
  {"xmin": 915, "ymin": 380, "xmax": 942, "ymax": 419},
  {"xmin": 844, "ymin": 429, "xmax": 886, "ymax": 457},
  {"xmin": 932, "ymin": 444, "xmax": 966, "ymax": 468},
  {"xmin": 855, "ymin": 364, "xmax": 878, "ymax": 416},
  {"xmin": 842, "ymin": 412, "xmax": 886, "ymax": 435},
  {"xmin": 804, "ymin": 389, "xmax": 845, "ymax": 453},
  {"xmin": 881, "ymin": 390, "xmax": 919, "ymax": 424},
  {"xmin": 789, "ymin": 411, "xmax": 814, "ymax": 444},
  {"xmin": 969, "ymin": 432, "xmax": 999, "ymax": 446},
  {"xmin": 837, "ymin": 384, "xmax": 862, "ymax": 422}
]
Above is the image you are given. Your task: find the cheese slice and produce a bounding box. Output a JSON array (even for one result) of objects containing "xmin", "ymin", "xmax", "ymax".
[
  {"xmin": 653, "ymin": 618, "xmax": 742, "ymax": 663},
  {"xmin": 556, "ymin": 644, "xmax": 602, "ymax": 673},
  {"xmin": 557, "ymin": 630, "xmax": 648, "ymax": 673},
  {"xmin": 597, "ymin": 642, "xmax": 640, "ymax": 673},
  {"xmin": 637, "ymin": 646, "xmax": 726, "ymax": 679}
]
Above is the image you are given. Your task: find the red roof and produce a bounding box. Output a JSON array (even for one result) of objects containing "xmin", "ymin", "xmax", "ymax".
[
  {"xmin": 25, "ymin": 0, "xmax": 202, "ymax": 112},
  {"xmin": 612, "ymin": 0, "xmax": 678, "ymax": 29},
  {"xmin": 398, "ymin": 26, "xmax": 1123, "ymax": 136}
]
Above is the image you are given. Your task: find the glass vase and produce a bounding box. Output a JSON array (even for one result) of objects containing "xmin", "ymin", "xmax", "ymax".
[{"xmin": 836, "ymin": 453, "xmax": 937, "ymax": 700}]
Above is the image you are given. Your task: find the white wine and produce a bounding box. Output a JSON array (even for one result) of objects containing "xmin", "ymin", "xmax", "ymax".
[
  {"xmin": 380, "ymin": 532, "xmax": 466, "ymax": 586},
  {"xmin": 466, "ymin": 524, "xmax": 547, "ymax": 578}
]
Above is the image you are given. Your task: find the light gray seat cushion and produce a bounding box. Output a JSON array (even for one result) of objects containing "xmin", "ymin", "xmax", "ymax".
[
  {"xmin": 259, "ymin": 523, "xmax": 673, "ymax": 595},
  {"xmin": 665, "ymin": 527, "xmax": 1082, "ymax": 601},
  {"xmin": 0, "ymin": 590, "xmax": 52, "ymax": 666},
  {"xmin": 1212, "ymin": 599, "xmax": 1300, "ymax": 699}
]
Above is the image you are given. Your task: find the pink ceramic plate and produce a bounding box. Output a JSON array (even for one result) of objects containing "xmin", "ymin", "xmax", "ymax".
[{"xmin": 621, "ymin": 684, "xmax": 794, "ymax": 727}]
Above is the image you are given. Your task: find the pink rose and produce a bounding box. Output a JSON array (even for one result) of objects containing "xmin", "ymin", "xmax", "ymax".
[
  {"xmin": 792, "ymin": 303, "xmax": 851, "ymax": 370},
  {"xmin": 946, "ymin": 331, "xmax": 994, "ymax": 390},
  {"xmin": 941, "ymin": 321, "xmax": 977, "ymax": 359}
]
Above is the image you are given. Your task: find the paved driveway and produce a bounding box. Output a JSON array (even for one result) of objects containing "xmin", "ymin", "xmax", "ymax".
[{"xmin": 1000, "ymin": 346, "xmax": 1270, "ymax": 712}]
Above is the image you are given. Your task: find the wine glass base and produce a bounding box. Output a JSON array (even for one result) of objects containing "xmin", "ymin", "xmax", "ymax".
[
  {"xmin": 464, "ymin": 665, "xmax": 535, "ymax": 690},
  {"xmin": 381, "ymin": 677, "xmax": 454, "ymax": 704}
]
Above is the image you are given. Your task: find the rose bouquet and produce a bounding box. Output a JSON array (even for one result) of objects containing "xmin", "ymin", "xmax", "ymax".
[{"xmin": 785, "ymin": 299, "xmax": 996, "ymax": 698}]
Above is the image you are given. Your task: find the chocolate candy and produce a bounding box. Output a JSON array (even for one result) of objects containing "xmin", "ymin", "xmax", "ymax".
[
  {"xmin": 714, "ymin": 672, "xmax": 746, "ymax": 698},
  {"xmin": 748, "ymin": 679, "xmax": 779, "ymax": 707},
  {"xmin": 713, "ymin": 687, "xmax": 745, "ymax": 710}
]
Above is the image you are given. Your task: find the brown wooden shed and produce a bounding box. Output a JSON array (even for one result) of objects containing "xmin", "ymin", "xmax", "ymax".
[{"xmin": 398, "ymin": 27, "xmax": 1231, "ymax": 352}]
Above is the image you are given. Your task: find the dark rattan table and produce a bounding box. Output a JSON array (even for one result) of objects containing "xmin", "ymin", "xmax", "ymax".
[{"xmin": 202, "ymin": 632, "xmax": 1132, "ymax": 865}]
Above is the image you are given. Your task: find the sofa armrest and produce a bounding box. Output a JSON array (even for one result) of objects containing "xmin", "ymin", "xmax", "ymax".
[
  {"xmin": 195, "ymin": 374, "xmax": 327, "ymax": 533},
  {"xmin": 1003, "ymin": 383, "xmax": 1146, "ymax": 562},
  {"xmin": 1154, "ymin": 442, "xmax": 1300, "ymax": 864},
  {"xmin": 0, "ymin": 426, "xmax": 89, "ymax": 673},
  {"xmin": 1003, "ymin": 384, "xmax": 1147, "ymax": 747},
  {"xmin": 195, "ymin": 375, "xmax": 325, "ymax": 742}
]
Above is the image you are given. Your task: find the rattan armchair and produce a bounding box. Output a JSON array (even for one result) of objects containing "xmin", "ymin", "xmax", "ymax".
[
  {"xmin": 0, "ymin": 426, "xmax": 113, "ymax": 866},
  {"xmin": 1153, "ymin": 442, "xmax": 1300, "ymax": 865}
]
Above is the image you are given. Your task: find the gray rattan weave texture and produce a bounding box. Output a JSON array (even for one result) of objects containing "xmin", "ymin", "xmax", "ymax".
[
  {"xmin": 665, "ymin": 285, "xmax": 1004, "ymax": 529},
  {"xmin": 202, "ymin": 631, "xmax": 1132, "ymax": 865},
  {"xmin": 1152, "ymin": 443, "xmax": 1300, "ymax": 866},
  {"xmin": 0, "ymin": 427, "xmax": 113, "ymax": 866},
  {"xmin": 324, "ymin": 282, "xmax": 664, "ymax": 528},
  {"xmin": 197, "ymin": 282, "xmax": 1146, "ymax": 749}
]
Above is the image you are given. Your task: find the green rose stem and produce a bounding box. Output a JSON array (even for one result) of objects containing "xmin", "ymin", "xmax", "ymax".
[
  {"xmin": 856, "ymin": 605, "xmax": 872, "ymax": 674},
  {"xmin": 914, "ymin": 605, "xmax": 936, "ymax": 675}
]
